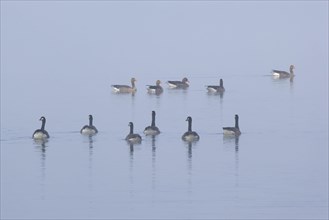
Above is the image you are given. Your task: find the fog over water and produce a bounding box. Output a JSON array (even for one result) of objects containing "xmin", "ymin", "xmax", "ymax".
[{"xmin": 1, "ymin": 1, "xmax": 328, "ymax": 219}]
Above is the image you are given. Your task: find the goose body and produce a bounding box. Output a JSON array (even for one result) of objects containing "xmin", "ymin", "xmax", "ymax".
[
  {"xmin": 80, "ymin": 115, "xmax": 98, "ymax": 136},
  {"xmin": 126, "ymin": 122, "xmax": 142, "ymax": 143},
  {"xmin": 223, "ymin": 114, "xmax": 241, "ymax": 136},
  {"xmin": 206, "ymin": 78, "xmax": 225, "ymax": 93},
  {"xmin": 167, "ymin": 77, "xmax": 189, "ymax": 89},
  {"xmin": 272, "ymin": 65, "xmax": 295, "ymax": 78},
  {"xmin": 32, "ymin": 116, "xmax": 50, "ymax": 140},
  {"xmin": 144, "ymin": 111, "xmax": 160, "ymax": 135},
  {"xmin": 112, "ymin": 77, "xmax": 137, "ymax": 93},
  {"xmin": 147, "ymin": 80, "xmax": 163, "ymax": 95},
  {"xmin": 182, "ymin": 116, "xmax": 200, "ymax": 142}
]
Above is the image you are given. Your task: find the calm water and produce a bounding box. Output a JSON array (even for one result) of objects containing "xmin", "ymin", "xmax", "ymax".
[
  {"xmin": 1, "ymin": 2, "xmax": 328, "ymax": 219},
  {"xmin": 1, "ymin": 71, "xmax": 328, "ymax": 219}
]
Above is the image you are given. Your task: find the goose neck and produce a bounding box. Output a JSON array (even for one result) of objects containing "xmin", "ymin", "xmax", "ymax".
[
  {"xmin": 130, "ymin": 123, "xmax": 134, "ymax": 134},
  {"xmin": 151, "ymin": 113, "xmax": 156, "ymax": 127},
  {"xmin": 188, "ymin": 119, "xmax": 192, "ymax": 132}
]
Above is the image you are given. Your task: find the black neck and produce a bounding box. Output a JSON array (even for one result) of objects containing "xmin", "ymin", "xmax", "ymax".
[
  {"xmin": 89, "ymin": 116, "xmax": 93, "ymax": 126},
  {"xmin": 151, "ymin": 112, "xmax": 156, "ymax": 127},
  {"xmin": 235, "ymin": 117, "xmax": 239, "ymax": 129},
  {"xmin": 220, "ymin": 79, "xmax": 223, "ymax": 87},
  {"xmin": 130, "ymin": 123, "xmax": 134, "ymax": 134},
  {"xmin": 188, "ymin": 119, "xmax": 192, "ymax": 132},
  {"xmin": 41, "ymin": 119, "xmax": 46, "ymax": 131}
]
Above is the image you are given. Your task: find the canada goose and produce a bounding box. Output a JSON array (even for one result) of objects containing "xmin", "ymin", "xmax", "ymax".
[
  {"xmin": 167, "ymin": 77, "xmax": 189, "ymax": 89},
  {"xmin": 111, "ymin": 77, "xmax": 137, "ymax": 93},
  {"xmin": 223, "ymin": 114, "xmax": 241, "ymax": 136},
  {"xmin": 272, "ymin": 65, "xmax": 295, "ymax": 78},
  {"xmin": 182, "ymin": 116, "xmax": 200, "ymax": 142},
  {"xmin": 144, "ymin": 111, "xmax": 160, "ymax": 135},
  {"xmin": 126, "ymin": 122, "xmax": 142, "ymax": 143},
  {"xmin": 80, "ymin": 115, "xmax": 98, "ymax": 136},
  {"xmin": 32, "ymin": 116, "xmax": 50, "ymax": 140},
  {"xmin": 206, "ymin": 78, "xmax": 225, "ymax": 93},
  {"xmin": 147, "ymin": 80, "xmax": 163, "ymax": 95}
]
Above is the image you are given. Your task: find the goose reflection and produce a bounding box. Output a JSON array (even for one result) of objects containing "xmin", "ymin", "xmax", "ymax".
[
  {"xmin": 223, "ymin": 135, "xmax": 240, "ymax": 187},
  {"xmin": 33, "ymin": 139, "xmax": 48, "ymax": 200},
  {"xmin": 86, "ymin": 136, "xmax": 94, "ymax": 167},
  {"xmin": 150, "ymin": 135, "xmax": 157, "ymax": 192},
  {"xmin": 128, "ymin": 142, "xmax": 135, "ymax": 199},
  {"xmin": 184, "ymin": 141, "xmax": 194, "ymax": 199},
  {"xmin": 289, "ymin": 75, "xmax": 295, "ymax": 90}
]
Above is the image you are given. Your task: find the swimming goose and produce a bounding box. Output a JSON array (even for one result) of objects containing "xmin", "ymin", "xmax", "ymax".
[
  {"xmin": 182, "ymin": 116, "xmax": 200, "ymax": 142},
  {"xmin": 111, "ymin": 77, "xmax": 137, "ymax": 93},
  {"xmin": 32, "ymin": 116, "xmax": 50, "ymax": 140},
  {"xmin": 146, "ymin": 80, "xmax": 163, "ymax": 95},
  {"xmin": 144, "ymin": 111, "xmax": 160, "ymax": 135},
  {"xmin": 126, "ymin": 122, "xmax": 142, "ymax": 143},
  {"xmin": 80, "ymin": 115, "xmax": 98, "ymax": 136},
  {"xmin": 272, "ymin": 65, "xmax": 295, "ymax": 78},
  {"xmin": 223, "ymin": 114, "xmax": 241, "ymax": 136},
  {"xmin": 167, "ymin": 77, "xmax": 189, "ymax": 89},
  {"xmin": 206, "ymin": 78, "xmax": 225, "ymax": 93}
]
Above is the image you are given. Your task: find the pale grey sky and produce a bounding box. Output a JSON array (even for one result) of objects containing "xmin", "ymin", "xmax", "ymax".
[{"xmin": 1, "ymin": 1, "xmax": 328, "ymax": 79}]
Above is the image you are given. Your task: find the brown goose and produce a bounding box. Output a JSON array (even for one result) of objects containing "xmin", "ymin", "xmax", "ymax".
[
  {"xmin": 272, "ymin": 65, "xmax": 295, "ymax": 78},
  {"xmin": 111, "ymin": 77, "xmax": 137, "ymax": 93},
  {"xmin": 167, "ymin": 77, "xmax": 189, "ymax": 89},
  {"xmin": 146, "ymin": 80, "xmax": 163, "ymax": 95}
]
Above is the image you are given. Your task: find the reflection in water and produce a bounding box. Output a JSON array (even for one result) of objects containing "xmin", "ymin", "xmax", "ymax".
[
  {"xmin": 185, "ymin": 142, "xmax": 193, "ymax": 204},
  {"xmin": 128, "ymin": 142, "xmax": 135, "ymax": 199},
  {"xmin": 289, "ymin": 75, "xmax": 294, "ymax": 92},
  {"xmin": 223, "ymin": 135, "xmax": 240, "ymax": 187},
  {"xmin": 207, "ymin": 91, "xmax": 224, "ymax": 99},
  {"xmin": 167, "ymin": 87, "xmax": 189, "ymax": 96},
  {"xmin": 87, "ymin": 136, "xmax": 94, "ymax": 178},
  {"xmin": 33, "ymin": 139, "xmax": 48, "ymax": 200},
  {"xmin": 82, "ymin": 135, "xmax": 95, "ymax": 216},
  {"xmin": 271, "ymin": 74, "xmax": 295, "ymax": 94},
  {"xmin": 151, "ymin": 136, "xmax": 156, "ymax": 191}
]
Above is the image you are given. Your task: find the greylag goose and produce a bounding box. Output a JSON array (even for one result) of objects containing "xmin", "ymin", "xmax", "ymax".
[
  {"xmin": 167, "ymin": 77, "xmax": 189, "ymax": 89},
  {"xmin": 147, "ymin": 80, "xmax": 163, "ymax": 95},
  {"xmin": 112, "ymin": 77, "xmax": 137, "ymax": 93},
  {"xmin": 272, "ymin": 65, "xmax": 295, "ymax": 78}
]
